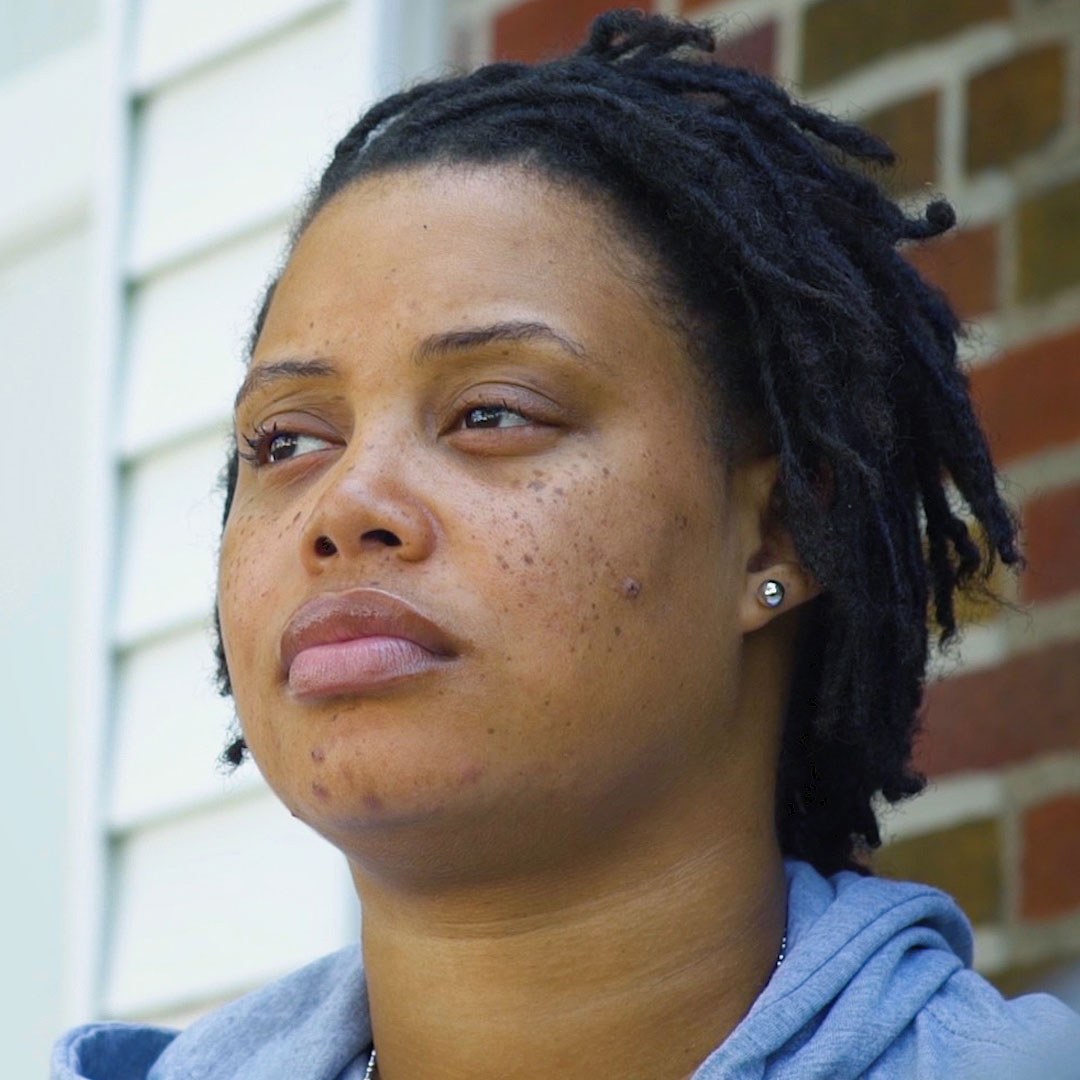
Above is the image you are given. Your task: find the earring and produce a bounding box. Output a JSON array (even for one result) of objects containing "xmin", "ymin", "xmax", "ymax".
[{"xmin": 758, "ymin": 579, "xmax": 785, "ymax": 608}]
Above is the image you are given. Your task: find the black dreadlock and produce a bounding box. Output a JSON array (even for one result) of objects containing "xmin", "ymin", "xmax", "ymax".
[{"xmin": 214, "ymin": 10, "xmax": 1020, "ymax": 874}]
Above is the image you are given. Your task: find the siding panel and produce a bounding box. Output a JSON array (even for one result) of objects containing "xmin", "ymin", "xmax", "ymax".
[
  {"xmin": 128, "ymin": 6, "xmax": 360, "ymax": 276},
  {"xmin": 109, "ymin": 627, "xmax": 261, "ymax": 829},
  {"xmin": 115, "ymin": 433, "xmax": 227, "ymax": 644},
  {"xmin": 121, "ymin": 225, "xmax": 285, "ymax": 457},
  {"xmin": 133, "ymin": 0, "xmax": 338, "ymax": 88},
  {"xmin": 105, "ymin": 794, "xmax": 356, "ymax": 1017}
]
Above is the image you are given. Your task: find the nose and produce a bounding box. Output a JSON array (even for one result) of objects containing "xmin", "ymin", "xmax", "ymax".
[{"xmin": 299, "ymin": 442, "xmax": 437, "ymax": 572}]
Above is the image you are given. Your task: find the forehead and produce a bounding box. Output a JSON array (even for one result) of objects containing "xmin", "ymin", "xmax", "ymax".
[{"xmin": 257, "ymin": 164, "xmax": 671, "ymax": 360}]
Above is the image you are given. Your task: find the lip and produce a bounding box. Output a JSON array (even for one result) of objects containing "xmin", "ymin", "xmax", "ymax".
[{"xmin": 279, "ymin": 587, "xmax": 461, "ymax": 699}]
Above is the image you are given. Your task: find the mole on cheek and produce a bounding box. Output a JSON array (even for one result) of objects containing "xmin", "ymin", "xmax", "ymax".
[{"xmin": 621, "ymin": 577, "xmax": 642, "ymax": 599}]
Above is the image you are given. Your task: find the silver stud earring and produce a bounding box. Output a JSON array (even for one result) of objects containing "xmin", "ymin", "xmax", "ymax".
[{"xmin": 758, "ymin": 579, "xmax": 785, "ymax": 608}]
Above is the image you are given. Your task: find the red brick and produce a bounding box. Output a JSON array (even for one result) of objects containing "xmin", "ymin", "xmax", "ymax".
[
  {"xmin": 494, "ymin": 0, "xmax": 653, "ymax": 63},
  {"xmin": 1021, "ymin": 793, "xmax": 1080, "ymax": 920},
  {"xmin": 970, "ymin": 325, "xmax": 1080, "ymax": 465},
  {"xmin": 916, "ymin": 637, "xmax": 1080, "ymax": 776},
  {"xmin": 905, "ymin": 223, "xmax": 998, "ymax": 320},
  {"xmin": 967, "ymin": 45, "xmax": 1067, "ymax": 174},
  {"xmin": 992, "ymin": 954, "xmax": 1080, "ymax": 998},
  {"xmin": 802, "ymin": 0, "xmax": 1010, "ymax": 87},
  {"xmin": 1018, "ymin": 177, "xmax": 1080, "ymax": 301},
  {"xmin": 862, "ymin": 90, "xmax": 939, "ymax": 195},
  {"xmin": 1022, "ymin": 483, "xmax": 1080, "ymax": 604},
  {"xmin": 873, "ymin": 819, "xmax": 1002, "ymax": 924}
]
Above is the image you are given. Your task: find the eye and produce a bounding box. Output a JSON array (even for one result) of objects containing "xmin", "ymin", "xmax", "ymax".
[
  {"xmin": 240, "ymin": 424, "xmax": 334, "ymax": 466},
  {"xmin": 461, "ymin": 403, "xmax": 530, "ymax": 429}
]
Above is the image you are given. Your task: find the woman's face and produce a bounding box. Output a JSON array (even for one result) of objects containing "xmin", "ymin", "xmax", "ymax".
[{"xmin": 218, "ymin": 165, "xmax": 778, "ymax": 881}]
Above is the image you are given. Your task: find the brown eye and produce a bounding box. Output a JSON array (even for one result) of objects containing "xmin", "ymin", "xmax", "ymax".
[
  {"xmin": 269, "ymin": 432, "xmax": 332, "ymax": 461},
  {"xmin": 241, "ymin": 428, "xmax": 334, "ymax": 467},
  {"xmin": 267, "ymin": 433, "xmax": 300, "ymax": 461},
  {"xmin": 462, "ymin": 404, "xmax": 530, "ymax": 429}
]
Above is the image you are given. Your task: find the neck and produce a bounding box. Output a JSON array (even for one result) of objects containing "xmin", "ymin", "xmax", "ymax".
[{"xmin": 354, "ymin": 788, "xmax": 787, "ymax": 1080}]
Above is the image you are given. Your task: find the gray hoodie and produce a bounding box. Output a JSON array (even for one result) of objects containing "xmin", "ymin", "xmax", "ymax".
[{"xmin": 52, "ymin": 860, "xmax": 1080, "ymax": 1078}]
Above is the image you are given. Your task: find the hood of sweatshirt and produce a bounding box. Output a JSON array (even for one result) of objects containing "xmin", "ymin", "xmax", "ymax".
[{"xmin": 52, "ymin": 860, "xmax": 1080, "ymax": 1080}]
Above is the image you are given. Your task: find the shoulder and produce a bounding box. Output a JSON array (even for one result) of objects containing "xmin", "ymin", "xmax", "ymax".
[
  {"xmin": 51, "ymin": 945, "xmax": 368, "ymax": 1080},
  {"xmin": 52, "ymin": 1023, "xmax": 177, "ymax": 1080},
  {"xmin": 718, "ymin": 861, "xmax": 1080, "ymax": 1079},
  {"xmin": 877, "ymin": 969, "xmax": 1080, "ymax": 1079}
]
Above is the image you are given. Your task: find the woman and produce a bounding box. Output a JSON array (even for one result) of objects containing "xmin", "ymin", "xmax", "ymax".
[{"xmin": 54, "ymin": 10, "xmax": 1080, "ymax": 1079}]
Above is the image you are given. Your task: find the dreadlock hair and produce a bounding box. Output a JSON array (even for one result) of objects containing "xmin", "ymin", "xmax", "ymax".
[{"xmin": 213, "ymin": 9, "xmax": 1020, "ymax": 874}]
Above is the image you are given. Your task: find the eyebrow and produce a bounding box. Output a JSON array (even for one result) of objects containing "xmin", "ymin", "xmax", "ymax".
[
  {"xmin": 413, "ymin": 320, "xmax": 588, "ymax": 365},
  {"xmin": 233, "ymin": 358, "xmax": 337, "ymax": 412},
  {"xmin": 233, "ymin": 321, "xmax": 592, "ymax": 412}
]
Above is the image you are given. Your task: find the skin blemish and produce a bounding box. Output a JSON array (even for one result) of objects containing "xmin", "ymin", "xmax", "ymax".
[
  {"xmin": 363, "ymin": 793, "xmax": 384, "ymax": 812},
  {"xmin": 523, "ymin": 554, "xmax": 534, "ymax": 565},
  {"xmin": 312, "ymin": 782, "xmax": 330, "ymax": 801},
  {"xmin": 311, "ymin": 746, "xmax": 326, "ymax": 763},
  {"xmin": 459, "ymin": 764, "xmax": 485, "ymax": 786},
  {"xmin": 622, "ymin": 577, "xmax": 642, "ymax": 599}
]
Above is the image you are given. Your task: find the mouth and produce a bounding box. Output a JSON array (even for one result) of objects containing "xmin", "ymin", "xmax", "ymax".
[{"xmin": 279, "ymin": 587, "xmax": 461, "ymax": 699}]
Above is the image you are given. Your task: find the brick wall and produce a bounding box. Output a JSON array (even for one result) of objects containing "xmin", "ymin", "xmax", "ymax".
[{"xmin": 450, "ymin": 0, "xmax": 1080, "ymax": 995}]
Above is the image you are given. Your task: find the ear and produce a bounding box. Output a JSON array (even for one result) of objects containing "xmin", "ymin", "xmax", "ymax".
[{"xmin": 731, "ymin": 456, "xmax": 821, "ymax": 635}]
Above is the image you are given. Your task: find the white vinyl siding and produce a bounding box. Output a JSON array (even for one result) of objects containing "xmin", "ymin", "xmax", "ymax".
[
  {"xmin": 131, "ymin": 0, "xmax": 341, "ymax": 89},
  {"xmin": 104, "ymin": 794, "xmax": 357, "ymax": 1018},
  {"xmin": 0, "ymin": 15, "xmax": 104, "ymax": 1074},
  {"xmin": 97, "ymin": 0, "xmax": 446, "ymax": 1022},
  {"xmin": 120, "ymin": 224, "xmax": 285, "ymax": 458},
  {"xmin": 0, "ymin": 222, "xmax": 94, "ymax": 1077},
  {"xmin": 128, "ymin": 5, "xmax": 361, "ymax": 277},
  {"xmin": 0, "ymin": 0, "xmax": 447, "ymax": 1046},
  {"xmin": 0, "ymin": 0, "xmax": 96, "ymax": 79},
  {"xmin": 108, "ymin": 626, "xmax": 260, "ymax": 830},
  {"xmin": 0, "ymin": 41, "xmax": 100, "ymax": 247},
  {"xmin": 114, "ymin": 432, "xmax": 227, "ymax": 646}
]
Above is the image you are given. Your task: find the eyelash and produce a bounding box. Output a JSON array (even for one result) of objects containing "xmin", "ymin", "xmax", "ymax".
[
  {"xmin": 237, "ymin": 400, "xmax": 539, "ymax": 469},
  {"xmin": 237, "ymin": 422, "xmax": 296, "ymax": 467}
]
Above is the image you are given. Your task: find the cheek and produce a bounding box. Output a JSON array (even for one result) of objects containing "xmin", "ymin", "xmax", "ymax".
[
  {"xmin": 217, "ymin": 507, "xmax": 291, "ymax": 689},
  {"xmin": 475, "ymin": 450, "xmax": 721, "ymax": 652}
]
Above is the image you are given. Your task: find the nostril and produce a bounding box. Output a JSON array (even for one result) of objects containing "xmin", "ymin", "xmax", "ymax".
[
  {"xmin": 314, "ymin": 536, "xmax": 338, "ymax": 557},
  {"xmin": 362, "ymin": 529, "xmax": 402, "ymax": 548}
]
